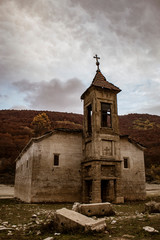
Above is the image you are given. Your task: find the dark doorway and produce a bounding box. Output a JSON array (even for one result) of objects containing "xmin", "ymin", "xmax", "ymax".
[
  {"xmin": 101, "ymin": 180, "xmax": 109, "ymax": 202},
  {"xmin": 85, "ymin": 180, "xmax": 92, "ymax": 203},
  {"xmin": 101, "ymin": 180, "xmax": 115, "ymax": 202}
]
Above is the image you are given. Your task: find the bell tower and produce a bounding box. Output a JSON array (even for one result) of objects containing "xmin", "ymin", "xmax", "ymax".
[{"xmin": 81, "ymin": 55, "xmax": 124, "ymax": 203}]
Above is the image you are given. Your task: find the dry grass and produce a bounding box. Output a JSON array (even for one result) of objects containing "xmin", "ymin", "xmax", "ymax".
[{"xmin": 0, "ymin": 197, "xmax": 160, "ymax": 240}]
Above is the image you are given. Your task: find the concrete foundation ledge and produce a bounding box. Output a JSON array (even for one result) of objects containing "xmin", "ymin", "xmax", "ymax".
[
  {"xmin": 72, "ymin": 202, "xmax": 115, "ymax": 217},
  {"xmin": 114, "ymin": 197, "xmax": 124, "ymax": 204},
  {"xmin": 54, "ymin": 208, "xmax": 106, "ymax": 232}
]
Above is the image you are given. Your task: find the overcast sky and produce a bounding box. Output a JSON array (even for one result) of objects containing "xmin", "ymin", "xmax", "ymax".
[{"xmin": 0, "ymin": 0, "xmax": 160, "ymax": 116}]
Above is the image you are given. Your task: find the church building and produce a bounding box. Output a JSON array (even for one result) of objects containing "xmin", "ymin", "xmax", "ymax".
[{"xmin": 14, "ymin": 56, "xmax": 146, "ymax": 203}]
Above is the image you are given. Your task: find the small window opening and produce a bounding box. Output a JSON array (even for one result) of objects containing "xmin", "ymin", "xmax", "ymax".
[
  {"xmin": 101, "ymin": 103, "xmax": 112, "ymax": 128},
  {"xmin": 87, "ymin": 104, "xmax": 92, "ymax": 134},
  {"xmin": 54, "ymin": 154, "xmax": 59, "ymax": 166},
  {"xmin": 124, "ymin": 158, "xmax": 129, "ymax": 168}
]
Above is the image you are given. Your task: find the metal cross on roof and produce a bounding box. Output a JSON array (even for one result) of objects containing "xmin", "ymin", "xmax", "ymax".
[{"xmin": 93, "ymin": 54, "xmax": 100, "ymax": 71}]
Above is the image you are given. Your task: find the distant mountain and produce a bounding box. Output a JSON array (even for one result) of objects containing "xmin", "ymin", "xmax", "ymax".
[{"xmin": 0, "ymin": 110, "xmax": 160, "ymax": 184}]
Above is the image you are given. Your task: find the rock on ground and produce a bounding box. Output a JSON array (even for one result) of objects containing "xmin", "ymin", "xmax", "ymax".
[
  {"xmin": 72, "ymin": 202, "xmax": 115, "ymax": 217},
  {"xmin": 145, "ymin": 201, "xmax": 160, "ymax": 213},
  {"xmin": 54, "ymin": 207, "xmax": 106, "ymax": 232}
]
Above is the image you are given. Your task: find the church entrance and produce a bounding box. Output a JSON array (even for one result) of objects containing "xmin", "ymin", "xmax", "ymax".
[
  {"xmin": 85, "ymin": 180, "xmax": 92, "ymax": 202},
  {"xmin": 101, "ymin": 180, "xmax": 109, "ymax": 202},
  {"xmin": 101, "ymin": 180, "xmax": 115, "ymax": 202}
]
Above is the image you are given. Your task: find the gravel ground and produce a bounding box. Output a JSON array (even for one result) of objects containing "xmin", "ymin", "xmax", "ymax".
[
  {"xmin": 146, "ymin": 183, "xmax": 160, "ymax": 197},
  {"xmin": 0, "ymin": 184, "xmax": 14, "ymax": 198}
]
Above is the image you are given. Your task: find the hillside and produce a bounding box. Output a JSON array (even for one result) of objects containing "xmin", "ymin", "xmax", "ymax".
[{"xmin": 0, "ymin": 110, "xmax": 160, "ymax": 184}]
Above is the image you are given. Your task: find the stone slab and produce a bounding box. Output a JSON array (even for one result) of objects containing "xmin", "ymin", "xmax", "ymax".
[
  {"xmin": 54, "ymin": 208, "xmax": 106, "ymax": 232},
  {"xmin": 145, "ymin": 201, "xmax": 160, "ymax": 213},
  {"xmin": 73, "ymin": 202, "xmax": 115, "ymax": 216}
]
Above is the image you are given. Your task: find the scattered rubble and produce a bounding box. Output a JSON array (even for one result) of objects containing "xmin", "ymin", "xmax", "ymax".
[
  {"xmin": 7, "ymin": 231, "xmax": 13, "ymax": 236},
  {"xmin": 36, "ymin": 230, "xmax": 41, "ymax": 235},
  {"xmin": 1, "ymin": 199, "xmax": 160, "ymax": 239},
  {"xmin": 143, "ymin": 226, "xmax": 159, "ymax": 233},
  {"xmin": 122, "ymin": 234, "xmax": 135, "ymax": 238},
  {"xmin": 111, "ymin": 220, "xmax": 117, "ymax": 224},
  {"xmin": 0, "ymin": 225, "xmax": 13, "ymax": 231},
  {"xmin": 43, "ymin": 237, "xmax": 54, "ymax": 240}
]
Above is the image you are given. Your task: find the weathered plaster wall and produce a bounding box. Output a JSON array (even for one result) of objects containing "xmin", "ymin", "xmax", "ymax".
[
  {"xmin": 30, "ymin": 131, "xmax": 82, "ymax": 202},
  {"xmin": 14, "ymin": 146, "xmax": 33, "ymax": 202},
  {"xmin": 120, "ymin": 138, "xmax": 146, "ymax": 200}
]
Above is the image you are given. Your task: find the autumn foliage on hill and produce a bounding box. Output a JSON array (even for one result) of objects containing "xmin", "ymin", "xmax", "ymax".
[
  {"xmin": 31, "ymin": 112, "xmax": 52, "ymax": 136},
  {"xmin": 0, "ymin": 110, "xmax": 160, "ymax": 183},
  {"xmin": 0, "ymin": 110, "xmax": 83, "ymax": 183},
  {"xmin": 119, "ymin": 114, "xmax": 160, "ymax": 181}
]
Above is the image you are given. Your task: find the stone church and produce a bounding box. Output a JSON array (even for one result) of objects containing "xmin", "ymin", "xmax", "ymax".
[{"xmin": 15, "ymin": 56, "xmax": 146, "ymax": 203}]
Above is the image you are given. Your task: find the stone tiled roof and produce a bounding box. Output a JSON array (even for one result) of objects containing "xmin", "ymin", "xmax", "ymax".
[
  {"xmin": 81, "ymin": 70, "xmax": 121, "ymax": 99},
  {"xmin": 92, "ymin": 70, "xmax": 121, "ymax": 92}
]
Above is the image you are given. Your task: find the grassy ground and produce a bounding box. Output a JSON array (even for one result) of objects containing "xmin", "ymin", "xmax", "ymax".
[{"xmin": 0, "ymin": 197, "xmax": 160, "ymax": 240}]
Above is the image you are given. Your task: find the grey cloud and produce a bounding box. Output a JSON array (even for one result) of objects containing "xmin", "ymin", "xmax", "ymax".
[
  {"xmin": 10, "ymin": 105, "xmax": 29, "ymax": 110},
  {"xmin": 13, "ymin": 78, "xmax": 85, "ymax": 113},
  {"xmin": 74, "ymin": 0, "xmax": 160, "ymax": 52},
  {"xmin": 0, "ymin": 94, "xmax": 8, "ymax": 99},
  {"xmin": 0, "ymin": 0, "xmax": 160, "ymax": 115},
  {"xmin": 12, "ymin": 79, "xmax": 37, "ymax": 92}
]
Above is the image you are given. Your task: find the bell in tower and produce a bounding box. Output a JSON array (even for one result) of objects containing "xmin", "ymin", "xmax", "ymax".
[{"xmin": 81, "ymin": 55, "xmax": 124, "ymax": 204}]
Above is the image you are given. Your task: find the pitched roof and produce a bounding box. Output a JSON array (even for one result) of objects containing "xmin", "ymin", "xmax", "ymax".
[
  {"xmin": 92, "ymin": 70, "xmax": 121, "ymax": 91},
  {"xmin": 15, "ymin": 128, "xmax": 82, "ymax": 162},
  {"xmin": 120, "ymin": 135, "xmax": 146, "ymax": 150},
  {"xmin": 81, "ymin": 70, "xmax": 121, "ymax": 99}
]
